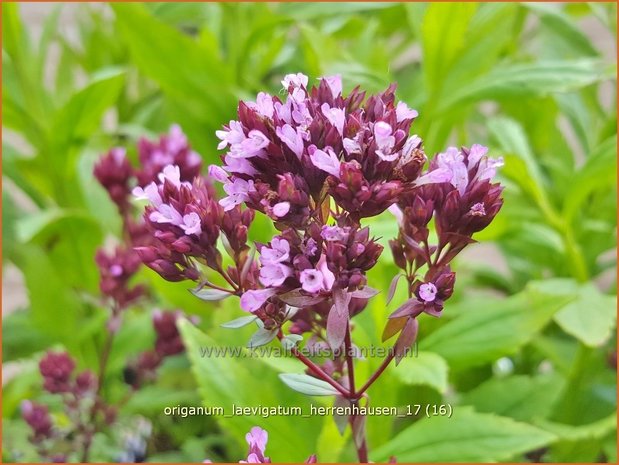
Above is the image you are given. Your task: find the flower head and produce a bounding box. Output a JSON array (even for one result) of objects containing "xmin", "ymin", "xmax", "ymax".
[
  {"xmin": 212, "ymin": 74, "xmax": 424, "ymax": 225},
  {"xmin": 39, "ymin": 351, "xmax": 76, "ymax": 394},
  {"xmin": 94, "ymin": 148, "xmax": 134, "ymax": 214},
  {"xmin": 134, "ymin": 165, "xmax": 224, "ymax": 281},
  {"xmin": 136, "ymin": 125, "xmax": 202, "ymax": 187},
  {"xmin": 96, "ymin": 246, "xmax": 145, "ymax": 309}
]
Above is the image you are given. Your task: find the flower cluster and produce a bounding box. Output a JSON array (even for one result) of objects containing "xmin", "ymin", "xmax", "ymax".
[
  {"xmin": 38, "ymin": 351, "xmax": 96, "ymax": 395},
  {"xmin": 21, "ymin": 351, "xmax": 114, "ymax": 462},
  {"xmin": 93, "ymin": 125, "xmax": 203, "ymax": 314},
  {"xmin": 95, "ymin": 246, "xmax": 145, "ymax": 311},
  {"xmin": 204, "ymin": 427, "xmax": 316, "ymax": 463},
  {"xmin": 94, "ymin": 125, "xmax": 203, "ymax": 218},
  {"xmin": 21, "ymin": 401, "xmax": 53, "ymax": 441},
  {"xmin": 133, "ymin": 164, "xmax": 253, "ymax": 286},
  {"xmin": 211, "ymin": 74, "xmax": 424, "ymax": 225},
  {"xmin": 129, "ymin": 74, "xmax": 504, "ymax": 462},
  {"xmin": 242, "ymin": 224, "xmax": 381, "ymax": 313},
  {"xmin": 385, "ymin": 144, "xmax": 503, "ymax": 358}
]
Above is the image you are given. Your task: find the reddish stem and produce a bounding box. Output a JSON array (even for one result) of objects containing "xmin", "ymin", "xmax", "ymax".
[
  {"xmin": 277, "ymin": 332, "xmax": 350, "ymax": 397},
  {"xmin": 344, "ymin": 324, "xmax": 355, "ymax": 397},
  {"xmin": 355, "ymin": 351, "xmax": 396, "ymax": 399}
]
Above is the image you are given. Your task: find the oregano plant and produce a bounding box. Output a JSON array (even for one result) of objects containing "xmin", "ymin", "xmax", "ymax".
[{"xmin": 132, "ymin": 73, "xmax": 504, "ymax": 462}]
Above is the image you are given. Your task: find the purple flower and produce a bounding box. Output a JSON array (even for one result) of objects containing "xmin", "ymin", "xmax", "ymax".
[
  {"xmin": 419, "ymin": 282, "xmax": 437, "ymax": 302},
  {"xmin": 94, "ymin": 147, "xmax": 134, "ymax": 213},
  {"xmin": 214, "ymin": 72, "xmax": 427, "ymax": 222},
  {"xmin": 241, "ymin": 289, "xmax": 277, "ymax": 312},
  {"xmin": 322, "ymin": 74, "xmax": 342, "ymax": 98},
  {"xmin": 232, "ymin": 130, "xmax": 270, "ymax": 159},
  {"xmin": 135, "ymin": 125, "xmax": 202, "ymax": 187},
  {"xmin": 396, "ymin": 101, "xmax": 418, "ymax": 122},
  {"xmin": 149, "ymin": 203, "xmax": 183, "ymax": 225},
  {"xmin": 321, "ymin": 103, "xmax": 345, "ymax": 135},
  {"xmin": 259, "ymin": 263, "xmax": 292, "ymax": 287},
  {"xmin": 272, "ymin": 201, "xmax": 291, "ymax": 218},
  {"xmin": 208, "ymin": 164, "xmax": 229, "ymax": 183},
  {"xmin": 300, "ymin": 269, "xmax": 326, "ymax": 293},
  {"xmin": 180, "ymin": 212, "xmax": 202, "ymax": 236},
  {"xmin": 133, "ymin": 182, "xmax": 163, "ymax": 206},
  {"xmin": 224, "ymin": 155, "xmax": 258, "ymax": 176},
  {"xmin": 220, "ymin": 178, "xmax": 256, "ymax": 211},
  {"xmin": 276, "ymin": 124, "xmax": 305, "ymax": 158},
  {"xmin": 216, "ymin": 120, "xmax": 246, "ymax": 150},
  {"xmin": 158, "ymin": 164, "xmax": 184, "ymax": 188},
  {"xmin": 310, "ymin": 147, "xmax": 341, "ymax": 177},
  {"xmin": 321, "ymin": 225, "xmax": 347, "ymax": 242},
  {"xmin": 247, "ymin": 92, "xmax": 275, "ymax": 119},
  {"xmin": 282, "ymin": 73, "xmax": 309, "ymax": 90},
  {"xmin": 96, "ymin": 246, "xmax": 145, "ymax": 308},
  {"xmin": 260, "ymin": 237, "xmax": 290, "ymax": 264},
  {"xmin": 317, "ymin": 255, "xmax": 335, "ymax": 291},
  {"xmin": 467, "ymin": 143, "xmax": 488, "ymax": 166},
  {"xmin": 246, "ymin": 426, "xmax": 268, "ymax": 454},
  {"xmin": 374, "ymin": 121, "xmax": 396, "ymax": 161}
]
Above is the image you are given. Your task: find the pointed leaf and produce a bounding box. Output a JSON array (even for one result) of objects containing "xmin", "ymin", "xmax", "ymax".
[
  {"xmin": 387, "ymin": 273, "xmax": 405, "ymax": 305},
  {"xmin": 281, "ymin": 334, "xmax": 303, "ymax": 350},
  {"xmin": 333, "ymin": 396, "xmax": 351, "ymax": 435},
  {"xmin": 350, "ymin": 286, "xmax": 379, "ymax": 299},
  {"xmin": 372, "ymin": 407, "xmax": 556, "ymax": 462},
  {"xmin": 382, "ymin": 316, "xmax": 408, "ymax": 342},
  {"xmin": 220, "ymin": 315, "xmax": 258, "ymax": 329},
  {"xmin": 247, "ymin": 327, "xmax": 278, "ymax": 349},
  {"xmin": 394, "ymin": 318, "xmax": 419, "ymax": 365},
  {"xmin": 279, "ymin": 373, "xmax": 340, "ymax": 397},
  {"xmin": 326, "ymin": 290, "xmax": 351, "ymax": 350},
  {"xmin": 279, "ymin": 289, "xmax": 326, "ymax": 307},
  {"xmin": 191, "ymin": 287, "xmax": 233, "ymax": 302}
]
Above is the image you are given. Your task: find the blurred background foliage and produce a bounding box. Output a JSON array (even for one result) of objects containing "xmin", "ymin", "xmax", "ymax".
[{"xmin": 2, "ymin": 2, "xmax": 617, "ymax": 462}]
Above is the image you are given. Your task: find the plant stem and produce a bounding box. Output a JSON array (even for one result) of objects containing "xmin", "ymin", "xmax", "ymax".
[
  {"xmin": 277, "ymin": 332, "xmax": 350, "ymax": 397},
  {"xmin": 344, "ymin": 324, "xmax": 369, "ymax": 462},
  {"xmin": 81, "ymin": 318, "xmax": 117, "ymax": 462},
  {"xmin": 356, "ymin": 351, "xmax": 396, "ymax": 399},
  {"xmin": 344, "ymin": 324, "xmax": 355, "ymax": 397}
]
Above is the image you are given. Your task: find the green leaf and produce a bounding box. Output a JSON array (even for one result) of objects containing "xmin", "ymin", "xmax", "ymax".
[
  {"xmin": 2, "ymin": 309, "xmax": 53, "ymax": 361},
  {"xmin": 220, "ymin": 315, "xmax": 258, "ymax": 329},
  {"xmin": 461, "ymin": 374, "xmax": 565, "ymax": 422},
  {"xmin": 524, "ymin": 3, "xmax": 598, "ymax": 57},
  {"xmin": 50, "ymin": 67, "xmax": 125, "ymax": 153},
  {"xmin": 112, "ymin": 3, "xmax": 235, "ymax": 128},
  {"xmin": 279, "ymin": 373, "xmax": 341, "ymax": 397},
  {"xmin": 372, "ymin": 407, "xmax": 556, "ymax": 462},
  {"xmin": 391, "ymin": 351, "xmax": 449, "ymax": 393},
  {"xmin": 124, "ymin": 385, "xmax": 199, "ymax": 414},
  {"xmin": 16, "ymin": 209, "xmax": 103, "ymax": 292},
  {"xmin": 277, "ymin": 2, "xmax": 397, "ymax": 19},
  {"xmin": 178, "ymin": 320, "xmax": 323, "ymax": 459},
  {"xmin": 488, "ymin": 116, "xmax": 543, "ymax": 187},
  {"xmin": 554, "ymin": 283, "xmax": 617, "ymax": 347},
  {"xmin": 190, "ymin": 287, "xmax": 233, "ymax": 301},
  {"xmin": 421, "ymin": 2, "xmax": 477, "ymax": 96},
  {"xmin": 16, "ymin": 246, "xmax": 81, "ymax": 348},
  {"xmin": 439, "ymin": 59, "xmax": 614, "ymax": 112},
  {"xmin": 420, "ymin": 283, "xmax": 576, "ymax": 369},
  {"xmin": 563, "ymin": 136, "xmax": 618, "ymax": 224},
  {"xmin": 535, "ymin": 412, "xmax": 617, "ymax": 442}
]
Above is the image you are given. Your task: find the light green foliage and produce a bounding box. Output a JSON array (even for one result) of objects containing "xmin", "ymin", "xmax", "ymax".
[
  {"xmin": 372, "ymin": 407, "xmax": 557, "ymax": 462},
  {"xmin": 2, "ymin": 2, "xmax": 616, "ymax": 463}
]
